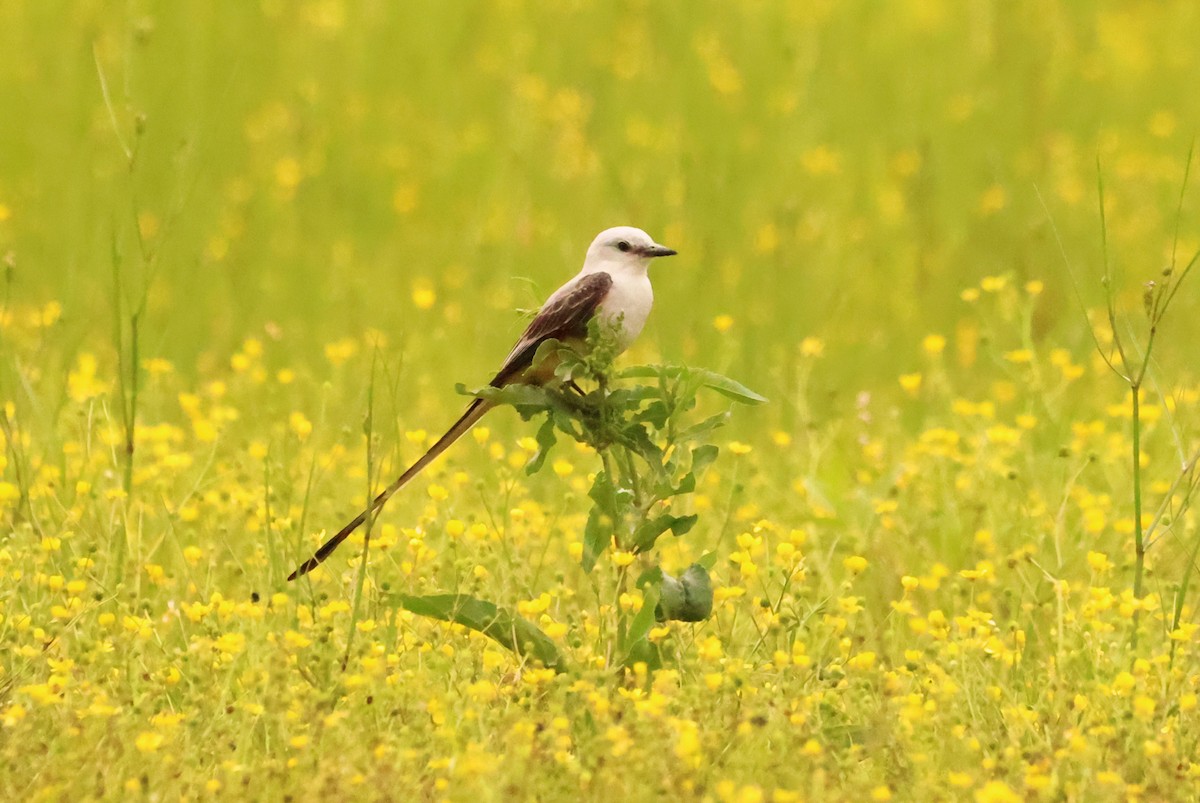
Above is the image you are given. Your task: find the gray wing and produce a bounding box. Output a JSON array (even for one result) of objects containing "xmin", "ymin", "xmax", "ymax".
[{"xmin": 490, "ymin": 271, "xmax": 613, "ymax": 386}]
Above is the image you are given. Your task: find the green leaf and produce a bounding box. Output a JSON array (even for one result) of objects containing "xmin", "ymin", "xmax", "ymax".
[
  {"xmin": 656, "ymin": 564, "xmax": 714, "ymax": 622},
  {"xmin": 458, "ymin": 381, "xmax": 549, "ymax": 409},
  {"xmin": 582, "ymin": 507, "xmax": 610, "ymax": 573},
  {"xmin": 618, "ymin": 365, "xmax": 768, "ymax": 405},
  {"xmin": 635, "ymin": 566, "xmax": 664, "ymax": 588},
  {"xmin": 691, "ymin": 444, "xmax": 720, "ymax": 476},
  {"xmin": 633, "ymin": 513, "xmax": 698, "ymax": 553},
  {"xmin": 633, "ymin": 400, "xmax": 670, "ymax": 429},
  {"xmin": 395, "ymin": 594, "xmax": 566, "ymax": 671},
  {"xmin": 581, "ymin": 470, "xmax": 619, "ymax": 571},
  {"xmin": 671, "ymin": 471, "xmax": 696, "ymax": 496},
  {"xmin": 689, "ymin": 368, "xmax": 768, "ymax": 405},
  {"xmin": 621, "ymin": 583, "xmax": 663, "ymax": 670},
  {"xmin": 587, "ymin": 469, "xmax": 619, "ymax": 517},
  {"xmin": 531, "ymin": 338, "xmax": 566, "ymax": 372},
  {"xmin": 679, "ymin": 410, "xmax": 731, "ymax": 442},
  {"xmin": 617, "ymin": 421, "xmax": 663, "ymax": 464},
  {"xmin": 697, "ymin": 551, "xmax": 719, "ymax": 570},
  {"xmin": 525, "ymin": 415, "xmax": 558, "ymax": 475}
]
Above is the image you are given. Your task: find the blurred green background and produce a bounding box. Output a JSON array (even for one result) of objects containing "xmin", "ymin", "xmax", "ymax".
[{"xmin": 1, "ymin": 0, "xmax": 1198, "ymax": 406}]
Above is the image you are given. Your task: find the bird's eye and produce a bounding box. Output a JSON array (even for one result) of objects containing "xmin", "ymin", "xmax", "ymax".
[{"xmin": 617, "ymin": 241, "xmax": 631, "ymax": 253}]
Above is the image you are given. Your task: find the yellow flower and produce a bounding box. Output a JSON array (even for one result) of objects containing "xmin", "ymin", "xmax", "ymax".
[
  {"xmin": 697, "ymin": 636, "xmax": 723, "ymax": 661},
  {"xmin": 393, "ymin": 183, "xmax": 420, "ymax": 215},
  {"xmin": 800, "ymin": 145, "xmax": 842, "ymax": 175},
  {"xmin": 843, "ymin": 555, "xmax": 868, "ymax": 574},
  {"xmin": 754, "ymin": 223, "xmax": 780, "ymax": 254},
  {"xmin": 135, "ymin": 731, "xmax": 164, "ymax": 753},
  {"xmin": 1149, "ymin": 110, "xmax": 1177, "ymax": 138},
  {"xmin": 412, "ymin": 280, "xmax": 437, "ymax": 310},
  {"xmin": 1087, "ymin": 551, "xmax": 1113, "ymax": 574},
  {"xmin": 848, "ymin": 651, "xmax": 877, "ymax": 671},
  {"xmin": 275, "ymin": 157, "xmax": 302, "ymax": 189},
  {"xmin": 289, "ymin": 411, "xmax": 313, "ymax": 441},
  {"xmin": 800, "ymin": 337, "xmax": 825, "ymax": 358},
  {"xmin": 215, "ymin": 632, "xmax": 246, "ymax": 656},
  {"xmin": 611, "ymin": 551, "xmax": 636, "ymax": 568},
  {"xmin": 922, "ymin": 334, "xmax": 946, "ymax": 355},
  {"xmin": 974, "ymin": 780, "xmax": 1020, "ymax": 803},
  {"xmin": 713, "ymin": 314, "xmax": 734, "ymax": 333},
  {"xmin": 1003, "ymin": 349, "xmax": 1033, "ymax": 364},
  {"xmin": 978, "ymin": 185, "xmax": 1007, "ymax": 216}
]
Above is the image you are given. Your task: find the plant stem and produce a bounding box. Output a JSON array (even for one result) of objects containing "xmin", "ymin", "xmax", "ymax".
[
  {"xmin": 1130, "ymin": 384, "xmax": 1144, "ymax": 652},
  {"xmin": 344, "ymin": 354, "xmax": 378, "ymax": 671}
]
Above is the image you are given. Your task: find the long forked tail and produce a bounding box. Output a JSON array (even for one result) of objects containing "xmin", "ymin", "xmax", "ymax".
[{"xmin": 287, "ymin": 398, "xmax": 493, "ymax": 581}]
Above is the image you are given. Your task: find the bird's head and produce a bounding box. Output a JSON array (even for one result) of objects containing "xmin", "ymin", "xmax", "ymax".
[{"xmin": 584, "ymin": 226, "xmax": 676, "ymax": 274}]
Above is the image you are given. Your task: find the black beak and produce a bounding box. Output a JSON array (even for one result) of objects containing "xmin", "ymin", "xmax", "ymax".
[{"xmin": 642, "ymin": 244, "xmax": 677, "ymax": 258}]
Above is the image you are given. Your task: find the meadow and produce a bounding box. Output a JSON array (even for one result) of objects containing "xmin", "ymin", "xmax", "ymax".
[{"xmin": 4, "ymin": 1, "xmax": 1200, "ymax": 799}]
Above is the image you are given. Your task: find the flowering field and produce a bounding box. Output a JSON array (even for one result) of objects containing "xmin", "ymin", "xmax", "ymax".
[{"xmin": 5, "ymin": 2, "xmax": 1200, "ymax": 800}]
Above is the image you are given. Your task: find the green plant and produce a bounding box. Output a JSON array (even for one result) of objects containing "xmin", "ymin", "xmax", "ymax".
[
  {"xmin": 1083, "ymin": 157, "xmax": 1200, "ymax": 653},
  {"xmin": 390, "ymin": 320, "xmax": 766, "ymax": 672}
]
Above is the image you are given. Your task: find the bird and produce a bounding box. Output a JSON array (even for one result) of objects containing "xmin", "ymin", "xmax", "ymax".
[{"xmin": 287, "ymin": 226, "xmax": 676, "ymax": 581}]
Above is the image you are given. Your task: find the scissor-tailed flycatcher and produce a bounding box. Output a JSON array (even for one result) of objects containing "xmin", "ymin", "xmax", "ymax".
[{"xmin": 288, "ymin": 226, "xmax": 676, "ymax": 581}]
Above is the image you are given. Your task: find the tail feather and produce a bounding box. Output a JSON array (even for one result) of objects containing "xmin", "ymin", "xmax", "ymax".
[{"xmin": 287, "ymin": 398, "xmax": 493, "ymax": 581}]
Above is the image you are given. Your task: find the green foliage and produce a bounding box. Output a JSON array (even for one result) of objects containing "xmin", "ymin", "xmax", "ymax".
[
  {"xmin": 393, "ymin": 594, "xmax": 566, "ymax": 673},
  {"xmin": 427, "ymin": 321, "xmax": 764, "ymax": 667}
]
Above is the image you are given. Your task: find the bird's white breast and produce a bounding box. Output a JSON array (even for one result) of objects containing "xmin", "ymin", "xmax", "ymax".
[{"xmin": 598, "ymin": 271, "xmax": 653, "ymax": 353}]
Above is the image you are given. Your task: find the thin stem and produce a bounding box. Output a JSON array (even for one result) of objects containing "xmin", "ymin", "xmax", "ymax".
[
  {"xmin": 1130, "ymin": 386, "xmax": 1145, "ymax": 652},
  {"xmin": 344, "ymin": 353, "xmax": 379, "ymax": 671},
  {"xmin": 1170, "ymin": 520, "xmax": 1200, "ymax": 668},
  {"xmin": 264, "ymin": 449, "xmax": 279, "ymax": 587}
]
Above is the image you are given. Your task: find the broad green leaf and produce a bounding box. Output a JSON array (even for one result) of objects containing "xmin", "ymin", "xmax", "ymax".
[
  {"xmin": 679, "ymin": 410, "xmax": 731, "ymax": 442},
  {"xmin": 587, "ymin": 469, "xmax": 619, "ymax": 517},
  {"xmin": 633, "ymin": 513, "xmax": 698, "ymax": 553},
  {"xmin": 697, "ymin": 551, "xmax": 718, "ymax": 570},
  {"xmin": 689, "ymin": 368, "xmax": 768, "ymax": 405},
  {"xmin": 657, "ymin": 564, "xmax": 714, "ymax": 622},
  {"xmin": 531, "ymin": 338, "xmax": 566, "ymax": 372},
  {"xmin": 457, "ymin": 382, "xmax": 552, "ymax": 411},
  {"xmin": 619, "ymin": 365, "xmax": 767, "ymax": 405},
  {"xmin": 621, "ymin": 584, "xmax": 663, "ymax": 670},
  {"xmin": 617, "ymin": 421, "xmax": 663, "ymax": 464},
  {"xmin": 691, "ymin": 444, "xmax": 720, "ymax": 477},
  {"xmin": 633, "ymin": 399, "xmax": 670, "ymax": 429},
  {"xmin": 525, "ymin": 415, "xmax": 558, "ymax": 475},
  {"xmin": 671, "ymin": 471, "xmax": 696, "ymax": 496},
  {"xmin": 582, "ymin": 507, "xmax": 610, "ymax": 573},
  {"xmin": 395, "ymin": 594, "xmax": 565, "ymax": 671},
  {"xmin": 635, "ymin": 566, "xmax": 664, "ymax": 588}
]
